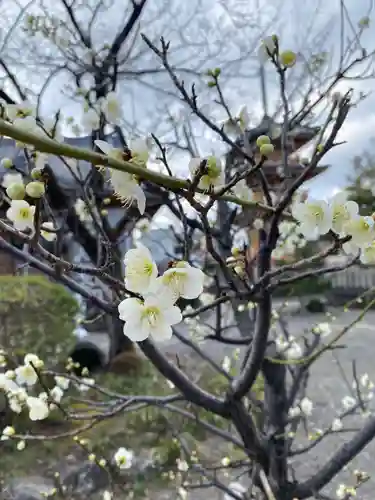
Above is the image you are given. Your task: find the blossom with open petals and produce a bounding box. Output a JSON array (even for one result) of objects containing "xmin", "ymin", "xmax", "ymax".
[
  {"xmin": 292, "ymin": 198, "xmax": 332, "ymax": 240},
  {"xmin": 26, "ymin": 396, "xmax": 50, "ymax": 421},
  {"xmin": 95, "ymin": 139, "xmax": 146, "ymax": 214},
  {"xmin": 6, "ymin": 101, "xmax": 35, "ymax": 121},
  {"xmin": 188, "ymin": 156, "xmax": 224, "ymax": 190},
  {"xmin": 118, "ymin": 295, "xmax": 182, "ymax": 342},
  {"xmin": 74, "ymin": 198, "xmax": 91, "ymax": 222},
  {"xmin": 82, "ymin": 108, "xmax": 100, "ymax": 131},
  {"xmin": 232, "ymin": 179, "xmax": 254, "ymax": 202},
  {"xmin": 222, "ymin": 105, "xmax": 250, "ymax": 134},
  {"xmin": 300, "ymin": 397, "xmax": 313, "ymax": 416},
  {"xmin": 114, "ymin": 447, "xmax": 134, "ymax": 469},
  {"xmin": 41, "ymin": 221, "xmax": 57, "ymax": 241},
  {"xmin": 2, "ymin": 172, "xmax": 24, "ymax": 189},
  {"xmin": 6, "ymin": 200, "xmax": 35, "ymax": 231},
  {"xmin": 15, "ymin": 364, "xmax": 38, "ymax": 387},
  {"xmin": 124, "ymin": 244, "xmax": 158, "ymax": 294},
  {"xmin": 101, "ymin": 92, "xmax": 122, "ymax": 124},
  {"xmin": 150, "ymin": 261, "xmax": 205, "ymax": 302},
  {"xmin": 343, "ymin": 215, "xmax": 374, "ymax": 254},
  {"xmin": 258, "ymin": 36, "xmax": 277, "ymax": 62},
  {"xmin": 360, "ymin": 240, "xmax": 375, "ymax": 264},
  {"xmin": 329, "ymin": 192, "xmax": 358, "ymax": 235}
]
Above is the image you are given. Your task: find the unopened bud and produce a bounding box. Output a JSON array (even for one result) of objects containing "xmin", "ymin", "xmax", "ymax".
[
  {"xmin": 31, "ymin": 168, "xmax": 43, "ymax": 180},
  {"xmin": 1, "ymin": 158, "xmax": 13, "ymax": 169},
  {"xmin": 259, "ymin": 143, "xmax": 275, "ymax": 156},
  {"xmin": 280, "ymin": 50, "xmax": 297, "ymax": 68},
  {"xmin": 25, "ymin": 181, "xmax": 45, "ymax": 198},
  {"xmin": 6, "ymin": 183, "xmax": 25, "ymax": 200},
  {"xmin": 256, "ymin": 135, "xmax": 271, "ymax": 147}
]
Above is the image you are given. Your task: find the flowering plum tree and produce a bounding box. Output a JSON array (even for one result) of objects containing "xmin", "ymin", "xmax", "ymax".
[{"xmin": 0, "ymin": 1, "xmax": 375, "ymax": 500}]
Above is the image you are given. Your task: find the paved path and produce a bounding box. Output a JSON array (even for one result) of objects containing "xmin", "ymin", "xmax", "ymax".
[
  {"xmin": 85, "ymin": 307, "xmax": 375, "ymax": 499},
  {"xmin": 162, "ymin": 308, "xmax": 375, "ymax": 499}
]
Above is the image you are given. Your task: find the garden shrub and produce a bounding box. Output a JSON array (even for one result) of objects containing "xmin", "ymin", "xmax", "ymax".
[{"xmin": 0, "ymin": 274, "xmax": 78, "ymax": 365}]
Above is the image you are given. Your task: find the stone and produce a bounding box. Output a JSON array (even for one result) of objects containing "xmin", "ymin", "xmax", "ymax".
[
  {"xmin": 55, "ymin": 456, "xmax": 109, "ymax": 495},
  {"xmin": 1, "ymin": 476, "xmax": 54, "ymax": 500}
]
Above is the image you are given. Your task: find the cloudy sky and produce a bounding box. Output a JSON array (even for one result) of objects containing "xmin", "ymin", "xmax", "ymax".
[{"xmin": 1, "ymin": 0, "xmax": 375, "ymax": 200}]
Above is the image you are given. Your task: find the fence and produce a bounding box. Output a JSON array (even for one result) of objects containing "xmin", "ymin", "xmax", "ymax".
[{"xmin": 324, "ymin": 260, "xmax": 375, "ymax": 302}]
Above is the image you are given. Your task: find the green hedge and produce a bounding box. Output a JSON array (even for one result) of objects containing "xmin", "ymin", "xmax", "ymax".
[{"xmin": 0, "ymin": 275, "xmax": 78, "ymax": 364}]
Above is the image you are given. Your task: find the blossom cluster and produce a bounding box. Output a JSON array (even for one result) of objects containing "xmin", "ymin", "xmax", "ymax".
[
  {"xmin": 292, "ymin": 192, "xmax": 375, "ymax": 263},
  {"xmin": 0, "ymin": 353, "xmax": 72, "ymax": 447},
  {"xmin": 118, "ymin": 244, "xmax": 205, "ymax": 342}
]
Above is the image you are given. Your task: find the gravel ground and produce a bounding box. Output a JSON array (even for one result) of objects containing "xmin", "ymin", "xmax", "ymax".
[{"xmin": 159, "ymin": 307, "xmax": 375, "ymax": 499}]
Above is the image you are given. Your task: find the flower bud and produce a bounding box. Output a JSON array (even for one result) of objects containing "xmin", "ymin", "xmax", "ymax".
[
  {"xmin": 6, "ymin": 183, "xmax": 25, "ymax": 200},
  {"xmin": 25, "ymin": 181, "xmax": 45, "ymax": 198},
  {"xmin": 1, "ymin": 158, "xmax": 13, "ymax": 169},
  {"xmin": 280, "ymin": 50, "xmax": 297, "ymax": 68},
  {"xmin": 256, "ymin": 135, "xmax": 271, "ymax": 147},
  {"xmin": 31, "ymin": 168, "xmax": 43, "ymax": 180},
  {"xmin": 259, "ymin": 143, "xmax": 275, "ymax": 156},
  {"xmin": 231, "ymin": 247, "xmax": 241, "ymax": 257}
]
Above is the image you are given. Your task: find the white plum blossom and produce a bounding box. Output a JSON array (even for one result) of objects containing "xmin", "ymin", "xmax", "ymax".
[
  {"xmin": 1, "ymin": 426, "xmax": 15, "ymax": 441},
  {"xmin": 2, "ymin": 172, "xmax": 24, "ymax": 189},
  {"xmin": 24, "ymin": 353, "xmax": 44, "ymax": 369},
  {"xmin": 343, "ymin": 216, "xmax": 375, "ymax": 254},
  {"xmin": 359, "ymin": 241, "xmax": 375, "ymax": 264},
  {"xmin": 54, "ymin": 375, "xmax": 70, "ymax": 390},
  {"xmin": 222, "ymin": 356, "xmax": 231, "ymax": 373},
  {"xmin": 15, "ymin": 364, "xmax": 38, "ymax": 387},
  {"xmin": 17, "ymin": 440, "xmax": 26, "ymax": 451},
  {"xmin": 6, "ymin": 101, "xmax": 35, "ymax": 121},
  {"xmin": 329, "ymin": 192, "xmax": 359, "ymax": 235},
  {"xmin": 342, "ymin": 395, "xmax": 356, "ymax": 410},
  {"xmin": 176, "ymin": 458, "xmax": 189, "ymax": 472},
  {"xmin": 123, "ymin": 244, "xmax": 158, "ymax": 294},
  {"xmin": 276, "ymin": 336, "xmax": 303, "ymax": 359},
  {"xmin": 360, "ymin": 373, "xmax": 374, "ymax": 390},
  {"xmin": 114, "ymin": 447, "xmax": 134, "ymax": 469},
  {"xmin": 292, "ymin": 198, "xmax": 332, "ymax": 240},
  {"xmin": 95, "ymin": 139, "xmax": 146, "ymax": 214},
  {"xmin": 188, "ymin": 156, "xmax": 224, "ymax": 190},
  {"xmin": 288, "ymin": 406, "xmax": 301, "ymax": 418},
  {"xmin": 313, "ymin": 322, "xmax": 332, "ymax": 336},
  {"xmin": 149, "ymin": 261, "xmax": 205, "ymax": 302},
  {"xmin": 74, "ymin": 198, "xmax": 91, "ymax": 222},
  {"xmin": 222, "ymin": 105, "xmax": 250, "ymax": 134},
  {"xmin": 331, "ymin": 418, "xmax": 343, "ymax": 431},
  {"xmin": 258, "ymin": 36, "xmax": 277, "ymax": 62},
  {"xmin": 50, "ymin": 385, "xmax": 64, "ymax": 403},
  {"xmin": 109, "ymin": 168, "xmax": 146, "ymax": 214},
  {"xmin": 118, "ymin": 295, "xmax": 182, "ymax": 342},
  {"xmin": 82, "ymin": 108, "xmax": 100, "ymax": 131},
  {"xmin": 13, "ymin": 116, "xmax": 45, "ymax": 136},
  {"xmin": 300, "ymin": 397, "xmax": 313, "ymax": 416},
  {"xmin": 128, "ymin": 137, "xmax": 150, "ymax": 167},
  {"xmin": 26, "ymin": 396, "xmax": 50, "ymax": 421},
  {"xmin": 6, "ymin": 200, "xmax": 35, "ymax": 231},
  {"xmin": 78, "ymin": 378, "xmax": 95, "ymax": 393},
  {"xmin": 232, "ymin": 179, "xmax": 254, "ymax": 202},
  {"xmin": 101, "ymin": 92, "xmax": 122, "ymax": 124},
  {"xmin": 41, "ymin": 221, "xmax": 57, "ymax": 241}
]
